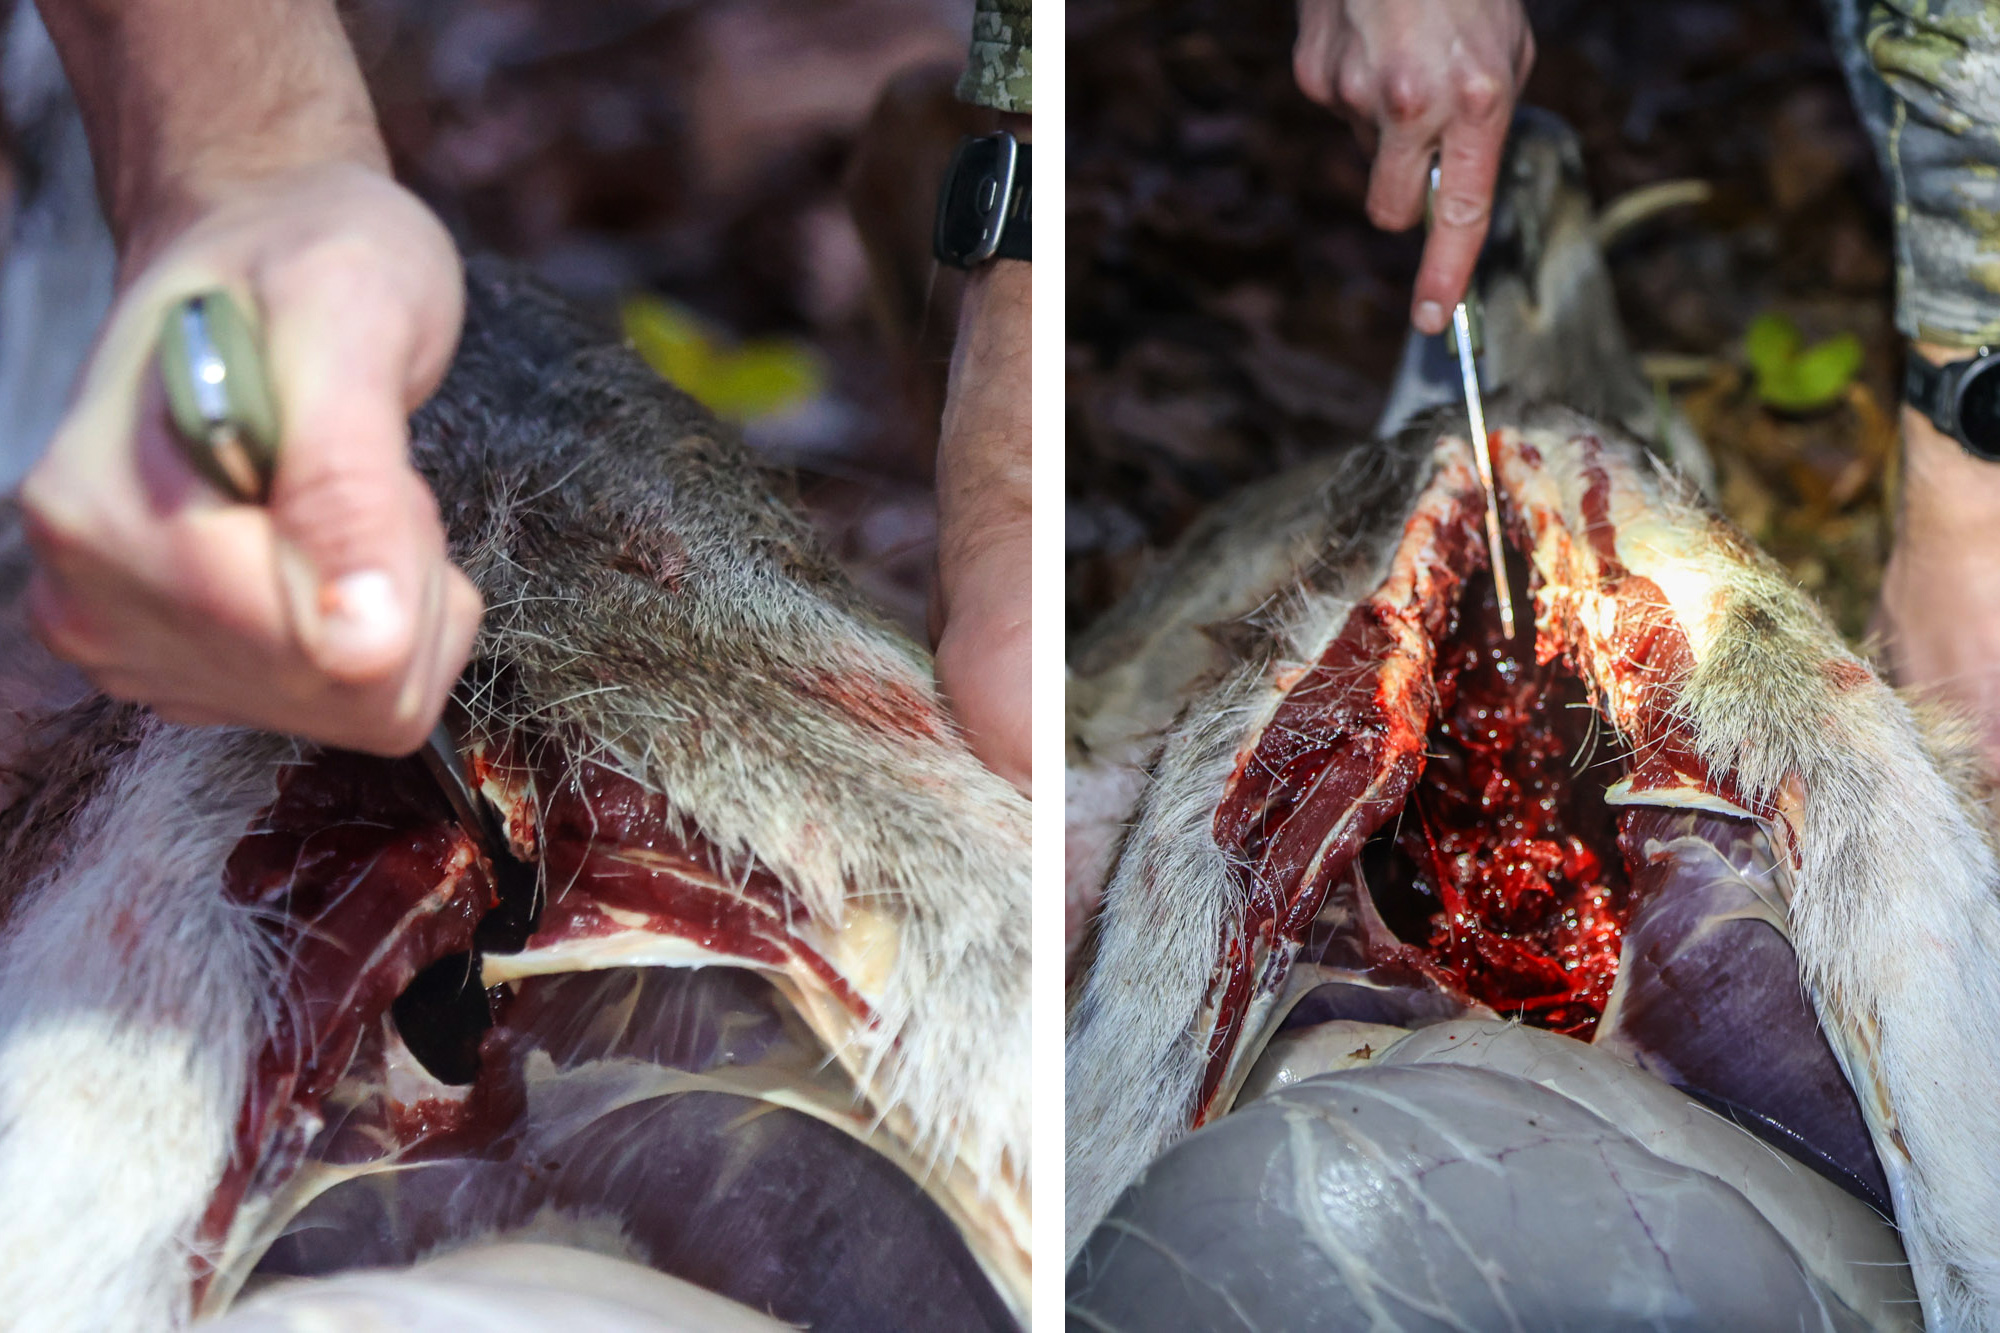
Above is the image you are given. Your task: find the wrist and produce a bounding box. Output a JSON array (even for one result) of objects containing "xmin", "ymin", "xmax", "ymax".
[
  {"xmin": 1900, "ymin": 398, "xmax": 2000, "ymax": 535},
  {"xmin": 962, "ymin": 254, "xmax": 1030, "ymax": 313},
  {"xmin": 38, "ymin": 0, "xmax": 389, "ymax": 254},
  {"xmin": 121, "ymin": 111, "xmax": 389, "ymax": 242},
  {"xmin": 114, "ymin": 156, "xmax": 400, "ymax": 293},
  {"xmin": 954, "ymin": 259, "xmax": 1030, "ymax": 401},
  {"xmin": 1903, "ymin": 340, "xmax": 2000, "ymax": 525}
]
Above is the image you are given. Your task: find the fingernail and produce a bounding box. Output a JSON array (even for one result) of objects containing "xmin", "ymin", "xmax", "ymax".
[
  {"xmin": 318, "ymin": 570, "xmax": 405, "ymax": 663},
  {"xmin": 1416, "ymin": 301, "xmax": 1446, "ymax": 334}
]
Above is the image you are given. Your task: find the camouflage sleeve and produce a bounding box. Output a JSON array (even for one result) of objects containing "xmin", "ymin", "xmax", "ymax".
[
  {"xmin": 1825, "ymin": 0, "xmax": 2000, "ymax": 345},
  {"xmin": 958, "ymin": 0, "xmax": 1031, "ymax": 115}
]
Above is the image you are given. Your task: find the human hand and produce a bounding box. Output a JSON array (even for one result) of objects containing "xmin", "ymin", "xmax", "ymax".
[
  {"xmin": 1294, "ymin": 0, "xmax": 1534, "ymax": 334},
  {"xmin": 20, "ymin": 161, "xmax": 481, "ymax": 755},
  {"xmin": 933, "ymin": 252, "xmax": 1030, "ymax": 795}
]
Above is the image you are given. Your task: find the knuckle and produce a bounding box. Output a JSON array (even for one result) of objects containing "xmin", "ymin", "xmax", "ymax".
[
  {"xmin": 256, "ymin": 231, "xmax": 394, "ymax": 306},
  {"xmin": 87, "ymin": 668, "xmax": 139, "ymax": 702},
  {"xmin": 1383, "ymin": 70, "xmax": 1432, "ymax": 122},
  {"xmin": 86, "ymin": 670, "xmax": 155, "ymax": 710},
  {"xmin": 1294, "ymin": 49, "xmax": 1333, "ymax": 105},
  {"xmin": 1335, "ymin": 62, "xmax": 1374, "ymax": 113},
  {"xmin": 27, "ymin": 594, "xmax": 99, "ymax": 667},
  {"xmin": 1456, "ymin": 69, "xmax": 1505, "ymax": 118},
  {"xmin": 1366, "ymin": 182, "xmax": 1420, "ymax": 231},
  {"xmin": 282, "ymin": 457, "xmax": 426, "ymax": 560},
  {"xmin": 17, "ymin": 478, "xmax": 97, "ymax": 571}
]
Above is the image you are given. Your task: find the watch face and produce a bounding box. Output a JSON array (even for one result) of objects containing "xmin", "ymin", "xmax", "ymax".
[
  {"xmin": 1958, "ymin": 356, "xmax": 2000, "ymax": 458},
  {"xmin": 935, "ymin": 136, "xmax": 1013, "ymax": 268}
]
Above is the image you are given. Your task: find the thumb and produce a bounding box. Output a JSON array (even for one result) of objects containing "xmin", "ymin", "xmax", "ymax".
[{"xmin": 258, "ymin": 252, "xmax": 464, "ymax": 684}]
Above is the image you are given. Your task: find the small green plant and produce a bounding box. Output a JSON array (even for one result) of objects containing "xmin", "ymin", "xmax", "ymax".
[{"xmin": 1744, "ymin": 311, "xmax": 1862, "ymax": 413}]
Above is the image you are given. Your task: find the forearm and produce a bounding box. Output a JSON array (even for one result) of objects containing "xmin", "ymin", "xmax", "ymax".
[
  {"xmin": 945, "ymin": 108, "xmax": 1029, "ymax": 473},
  {"xmin": 33, "ymin": 0, "xmax": 385, "ymax": 255}
]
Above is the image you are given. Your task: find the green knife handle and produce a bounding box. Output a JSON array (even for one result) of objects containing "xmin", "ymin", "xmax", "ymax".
[{"xmin": 157, "ymin": 290, "xmax": 281, "ymax": 504}]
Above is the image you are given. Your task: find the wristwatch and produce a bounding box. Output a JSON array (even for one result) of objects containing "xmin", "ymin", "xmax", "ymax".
[
  {"xmin": 1905, "ymin": 347, "xmax": 2000, "ymax": 461},
  {"xmin": 934, "ymin": 130, "xmax": 1031, "ymax": 269}
]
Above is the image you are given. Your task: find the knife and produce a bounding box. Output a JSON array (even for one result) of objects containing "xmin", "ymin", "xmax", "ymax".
[
  {"xmin": 1428, "ymin": 162, "xmax": 1516, "ymax": 640},
  {"xmin": 156, "ymin": 289, "xmax": 502, "ymax": 851}
]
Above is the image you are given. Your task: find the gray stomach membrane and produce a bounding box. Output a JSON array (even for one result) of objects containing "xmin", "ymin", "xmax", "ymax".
[
  {"xmin": 1067, "ymin": 1032, "xmax": 1913, "ymax": 1332},
  {"xmin": 251, "ymin": 967, "xmax": 1015, "ymax": 1332}
]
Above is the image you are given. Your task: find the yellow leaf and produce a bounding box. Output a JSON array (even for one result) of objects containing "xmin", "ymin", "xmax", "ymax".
[{"xmin": 621, "ymin": 295, "xmax": 824, "ymax": 421}]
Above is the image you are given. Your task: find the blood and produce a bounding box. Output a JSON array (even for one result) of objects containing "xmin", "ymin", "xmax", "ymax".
[
  {"xmin": 220, "ymin": 753, "xmax": 494, "ymax": 1115},
  {"xmin": 1194, "ymin": 435, "xmax": 1761, "ymax": 1129},
  {"xmin": 198, "ymin": 752, "xmax": 494, "ymax": 1293},
  {"xmin": 528, "ymin": 755, "xmax": 874, "ymax": 1022},
  {"xmin": 1374, "ymin": 551, "xmax": 1630, "ymax": 1038},
  {"xmin": 1577, "ymin": 435, "xmax": 1627, "ymax": 577},
  {"xmin": 790, "ymin": 666, "xmax": 945, "ymax": 743},
  {"xmin": 1200, "ymin": 490, "xmax": 1483, "ymax": 1116}
]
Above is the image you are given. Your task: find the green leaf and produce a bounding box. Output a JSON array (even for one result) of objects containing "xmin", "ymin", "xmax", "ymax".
[
  {"xmin": 1744, "ymin": 311, "xmax": 1801, "ymax": 382},
  {"xmin": 1781, "ymin": 333, "xmax": 1864, "ymax": 410},
  {"xmin": 1745, "ymin": 312, "xmax": 1862, "ymax": 413}
]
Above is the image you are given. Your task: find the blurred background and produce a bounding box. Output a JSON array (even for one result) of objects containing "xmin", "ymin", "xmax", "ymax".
[
  {"xmin": 1068, "ymin": 0, "xmax": 1897, "ymax": 642},
  {"xmin": 0, "ymin": 0, "xmax": 993, "ymax": 636}
]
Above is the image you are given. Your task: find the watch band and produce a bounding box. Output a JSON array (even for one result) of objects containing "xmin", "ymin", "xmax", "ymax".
[
  {"xmin": 1904, "ymin": 352, "xmax": 1955, "ymax": 437},
  {"xmin": 1904, "ymin": 347, "xmax": 2000, "ymax": 461}
]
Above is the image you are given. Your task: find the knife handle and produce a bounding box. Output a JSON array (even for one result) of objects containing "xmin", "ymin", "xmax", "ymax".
[{"xmin": 157, "ymin": 290, "xmax": 282, "ymax": 504}]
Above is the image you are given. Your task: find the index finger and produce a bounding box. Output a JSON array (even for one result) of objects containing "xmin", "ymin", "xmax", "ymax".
[{"xmin": 1412, "ymin": 97, "xmax": 1512, "ymax": 329}]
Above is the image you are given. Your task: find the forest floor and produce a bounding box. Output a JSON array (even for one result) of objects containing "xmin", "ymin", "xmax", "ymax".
[{"xmin": 1068, "ymin": 0, "xmax": 1898, "ymax": 642}]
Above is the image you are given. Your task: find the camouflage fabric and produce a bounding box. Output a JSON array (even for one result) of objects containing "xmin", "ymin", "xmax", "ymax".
[
  {"xmin": 958, "ymin": 0, "xmax": 1031, "ymax": 114},
  {"xmin": 1825, "ymin": 0, "xmax": 2000, "ymax": 345}
]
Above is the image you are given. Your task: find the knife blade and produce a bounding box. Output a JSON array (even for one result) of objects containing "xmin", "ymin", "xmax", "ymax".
[{"xmin": 1428, "ymin": 163, "xmax": 1516, "ymax": 640}]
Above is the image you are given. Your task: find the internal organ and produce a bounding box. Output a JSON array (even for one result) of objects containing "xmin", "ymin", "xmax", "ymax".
[
  {"xmin": 196, "ymin": 750, "xmax": 1009, "ymax": 1329},
  {"xmin": 1379, "ymin": 555, "xmax": 1628, "ymax": 1038},
  {"xmin": 254, "ymin": 969, "xmax": 1016, "ymax": 1332}
]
